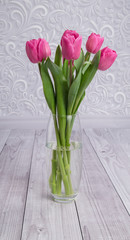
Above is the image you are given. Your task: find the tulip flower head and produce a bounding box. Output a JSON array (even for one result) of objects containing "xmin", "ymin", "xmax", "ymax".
[
  {"xmin": 61, "ymin": 30, "xmax": 82, "ymax": 60},
  {"xmin": 26, "ymin": 38, "xmax": 51, "ymax": 63},
  {"xmin": 98, "ymin": 47, "xmax": 117, "ymax": 71},
  {"xmin": 86, "ymin": 33, "xmax": 104, "ymax": 54}
]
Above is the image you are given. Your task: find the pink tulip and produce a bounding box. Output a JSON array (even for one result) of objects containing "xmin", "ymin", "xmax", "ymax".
[
  {"xmin": 26, "ymin": 38, "xmax": 51, "ymax": 63},
  {"xmin": 61, "ymin": 30, "xmax": 82, "ymax": 60},
  {"xmin": 98, "ymin": 47, "xmax": 117, "ymax": 71},
  {"xmin": 86, "ymin": 33, "xmax": 104, "ymax": 54}
]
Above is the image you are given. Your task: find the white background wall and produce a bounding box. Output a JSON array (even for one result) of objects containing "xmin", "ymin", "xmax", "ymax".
[{"xmin": 0, "ymin": 0, "xmax": 130, "ymax": 127}]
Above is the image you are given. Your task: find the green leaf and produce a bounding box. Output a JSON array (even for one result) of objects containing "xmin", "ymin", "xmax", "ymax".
[
  {"xmin": 67, "ymin": 69, "xmax": 81, "ymax": 114},
  {"xmin": 46, "ymin": 58, "xmax": 68, "ymax": 115},
  {"xmin": 40, "ymin": 61, "xmax": 56, "ymax": 114},
  {"xmin": 73, "ymin": 91, "xmax": 85, "ymax": 114},
  {"xmin": 74, "ymin": 49, "xmax": 84, "ymax": 73},
  {"xmin": 62, "ymin": 59, "xmax": 68, "ymax": 78},
  {"xmin": 73, "ymin": 50, "xmax": 101, "ymax": 113},
  {"xmin": 62, "ymin": 59, "xmax": 69, "ymax": 79},
  {"xmin": 82, "ymin": 61, "xmax": 91, "ymax": 75},
  {"xmin": 54, "ymin": 45, "xmax": 62, "ymax": 68},
  {"xmin": 46, "ymin": 58, "xmax": 68, "ymax": 145},
  {"xmin": 62, "ymin": 59, "xmax": 70, "ymax": 87}
]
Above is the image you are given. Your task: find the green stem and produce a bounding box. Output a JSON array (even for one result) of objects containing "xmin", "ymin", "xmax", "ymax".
[
  {"xmin": 62, "ymin": 150, "xmax": 73, "ymax": 194},
  {"xmin": 70, "ymin": 60, "xmax": 73, "ymax": 87},
  {"xmin": 85, "ymin": 52, "xmax": 91, "ymax": 61},
  {"xmin": 49, "ymin": 150, "xmax": 57, "ymax": 194},
  {"xmin": 38, "ymin": 62, "xmax": 41, "ymax": 74},
  {"xmin": 67, "ymin": 150, "xmax": 71, "ymax": 165},
  {"xmin": 66, "ymin": 115, "xmax": 75, "ymax": 144},
  {"xmin": 53, "ymin": 115, "xmax": 70, "ymax": 195},
  {"xmin": 57, "ymin": 115, "xmax": 74, "ymax": 194},
  {"xmin": 66, "ymin": 115, "xmax": 76, "ymax": 167},
  {"xmin": 51, "ymin": 150, "xmax": 57, "ymax": 194},
  {"xmin": 66, "ymin": 118, "xmax": 71, "ymax": 166},
  {"xmin": 56, "ymin": 163, "xmax": 62, "ymax": 195}
]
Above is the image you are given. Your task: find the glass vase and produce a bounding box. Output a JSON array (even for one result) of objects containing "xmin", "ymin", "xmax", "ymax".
[{"xmin": 46, "ymin": 113, "xmax": 82, "ymax": 203}]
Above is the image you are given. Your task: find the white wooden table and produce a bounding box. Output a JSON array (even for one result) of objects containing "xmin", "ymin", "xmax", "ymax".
[{"xmin": 0, "ymin": 129, "xmax": 130, "ymax": 240}]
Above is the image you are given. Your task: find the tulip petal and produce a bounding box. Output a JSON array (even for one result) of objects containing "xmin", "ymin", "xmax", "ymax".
[
  {"xmin": 37, "ymin": 38, "xmax": 43, "ymax": 62},
  {"xmin": 45, "ymin": 41, "xmax": 51, "ymax": 59},
  {"xmin": 86, "ymin": 36, "xmax": 98, "ymax": 53},
  {"xmin": 73, "ymin": 36, "xmax": 82, "ymax": 59},
  {"xmin": 26, "ymin": 40, "xmax": 39, "ymax": 63},
  {"xmin": 61, "ymin": 36, "xmax": 74, "ymax": 60},
  {"xmin": 93, "ymin": 37, "xmax": 104, "ymax": 54}
]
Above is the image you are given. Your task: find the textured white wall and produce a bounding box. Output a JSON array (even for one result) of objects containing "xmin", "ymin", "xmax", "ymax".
[{"xmin": 0, "ymin": 0, "xmax": 130, "ymax": 120}]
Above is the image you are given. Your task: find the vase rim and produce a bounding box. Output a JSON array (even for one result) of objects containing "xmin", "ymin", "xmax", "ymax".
[{"xmin": 51, "ymin": 112, "xmax": 79, "ymax": 118}]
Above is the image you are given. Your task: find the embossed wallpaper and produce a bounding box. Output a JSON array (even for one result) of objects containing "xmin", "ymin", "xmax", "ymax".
[{"xmin": 0, "ymin": 0, "xmax": 130, "ymax": 119}]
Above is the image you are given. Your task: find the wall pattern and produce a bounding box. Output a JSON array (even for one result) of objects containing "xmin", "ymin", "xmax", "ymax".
[{"xmin": 0, "ymin": 0, "xmax": 130, "ymax": 118}]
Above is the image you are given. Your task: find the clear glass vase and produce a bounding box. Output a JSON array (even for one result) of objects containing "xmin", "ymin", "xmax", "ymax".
[{"xmin": 46, "ymin": 113, "xmax": 82, "ymax": 203}]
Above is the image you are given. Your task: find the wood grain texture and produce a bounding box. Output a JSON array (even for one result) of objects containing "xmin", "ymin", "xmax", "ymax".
[
  {"xmin": 21, "ymin": 130, "xmax": 82, "ymax": 240},
  {"xmin": 0, "ymin": 128, "xmax": 130, "ymax": 240},
  {"xmin": 85, "ymin": 129, "xmax": 130, "ymax": 214},
  {"xmin": 0, "ymin": 129, "xmax": 35, "ymax": 240},
  {"xmin": 109, "ymin": 129, "xmax": 130, "ymax": 158},
  {"xmin": 0, "ymin": 130, "xmax": 10, "ymax": 153},
  {"xmin": 75, "ymin": 130, "xmax": 130, "ymax": 240}
]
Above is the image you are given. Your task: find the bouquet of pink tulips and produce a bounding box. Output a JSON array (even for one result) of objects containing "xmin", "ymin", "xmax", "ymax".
[{"xmin": 26, "ymin": 30, "xmax": 117, "ymax": 196}]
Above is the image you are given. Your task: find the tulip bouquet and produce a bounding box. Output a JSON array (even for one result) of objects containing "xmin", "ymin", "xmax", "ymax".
[{"xmin": 26, "ymin": 30, "xmax": 117, "ymax": 198}]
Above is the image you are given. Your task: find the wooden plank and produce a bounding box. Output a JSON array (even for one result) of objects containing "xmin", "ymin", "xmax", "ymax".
[
  {"xmin": 0, "ymin": 130, "xmax": 10, "ymax": 153},
  {"xmin": 109, "ymin": 129, "xmax": 130, "ymax": 157},
  {"xmin": 0, "ymin": 129, "xmax": 35, "ymax": 240},
  {"xmin": 85, "ymin": 128, "xmax": 130, "ymax": 214},
  {"xmin": 21, "ymin": 130, "xmax": 82, "ymax": 240},
  {"xmin": 75, "ymin": 130, "xmax": 130, "ymax": 240}
]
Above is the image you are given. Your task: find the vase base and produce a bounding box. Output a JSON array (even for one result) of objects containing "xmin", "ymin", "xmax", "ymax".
[{"xmin": 51, "ymin": 193, "xmax": 78, "ymax": 203}]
